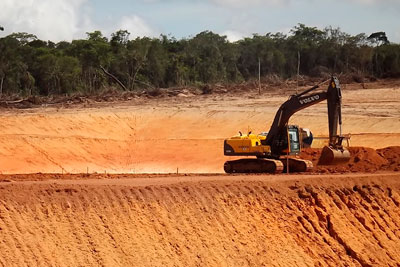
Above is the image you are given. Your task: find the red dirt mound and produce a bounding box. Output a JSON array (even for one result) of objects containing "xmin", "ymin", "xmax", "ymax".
[
  {"xmin": 347, "ymin": 147, "xmax": 389, "ymax": 172},
  {"xmin": 377, "ymin": 146, "xmax": 400, "ymax": 171},
  {"xmin": 301, "ymin": 146, "xmax": 400, "ymax": 173}
]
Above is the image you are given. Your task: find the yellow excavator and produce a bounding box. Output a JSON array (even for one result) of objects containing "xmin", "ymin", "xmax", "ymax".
[{"xmin": 223, "ymin": 76, "xmax": 350, "ymax": 173}]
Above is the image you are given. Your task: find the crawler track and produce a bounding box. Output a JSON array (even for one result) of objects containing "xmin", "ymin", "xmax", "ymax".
[
  {"xmin": 223, "ymin": 157, "xmax": 314, "ymax": 174},
  {"xmin": 281, "ymin": 158, "xmax": 313, "ymax": 173},
  {"xmin": 224, "ymin": 158, "xmax": 284, "ymax": 173}
]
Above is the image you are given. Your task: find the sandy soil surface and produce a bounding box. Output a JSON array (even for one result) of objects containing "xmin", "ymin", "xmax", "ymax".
[
  {"xmin": 0, "ymin": 81, "xmax": 399, "ymax": 174},
  {"xmin": 0, "ymin": 173, "xmax": 400, "ymax": 266},
  {"xmin": 0, "ymin": 80, "xmax": 399, "ymax": 266}
]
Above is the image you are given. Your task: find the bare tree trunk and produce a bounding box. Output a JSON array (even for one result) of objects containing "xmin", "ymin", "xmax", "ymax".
[
  {"xmin": 258, "ymin": 58, "xmax": 261, "ymax": 95},
  {"xmin": 334, "ymin": 54, "xmax": 337, "ymax": 73},
  {"xmin": 297, "ymin": 51, "xmax": 300, "ymax": 93},
  {"xmin": 94, "ymin": 72, "xmax": 97, "ymax": 91},
  {"xmin": 128, "ymin": 66, "xmax": 134, "ymax": 90},
  {"xmin": 88, "ymin": 71, "xmax": 92, "ymax": 93},
  {"xmin": 100, "ymin": 66, "xmax": 127, "ymax": 91},
  {"xmin": 376, "ymin": 55, "xmax": 379, "ymax": 76},
  {"xmin": 0, "ymin": 76, "xmax": 4, "ymax": 96},
  {"xmin": 132, "ymin": 63, "xmax": 143, "ymax": 87}
]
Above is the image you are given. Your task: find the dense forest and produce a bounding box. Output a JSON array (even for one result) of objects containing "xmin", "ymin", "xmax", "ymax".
[{"xmin": 0, "ymin": 24, "xmax": 399, "ymax": 96}]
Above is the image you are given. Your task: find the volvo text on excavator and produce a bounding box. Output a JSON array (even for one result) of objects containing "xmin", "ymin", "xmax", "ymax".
[{"xmin": 223, "ymin": 76, "xmax": 350, "ymax": 173}]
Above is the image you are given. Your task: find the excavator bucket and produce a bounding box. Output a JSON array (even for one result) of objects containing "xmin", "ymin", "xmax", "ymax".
[{"xmin": 318, "ymin": 145, "xmax": 350, "ymax": 165}]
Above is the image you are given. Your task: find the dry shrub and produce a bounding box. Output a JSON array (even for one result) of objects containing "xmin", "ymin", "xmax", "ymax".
[
  {"xmin": 309, "ymin": 66, "xmax": 331, "ymax": 78},
  {"xmin": 339, "ymin": 72, "xmax": 366, "ymax": 84},
  {"xmin": 201, "ymin": 85, "xmax": 212, "ymax": 94},
  {"xmin": 147, "ymin": 88, "xmax": 162, "ymax": 97},
  {"xmin": 263, "ymin": 74, "xmax": 284, "ymax": 86},
  {"xmin": 352, "ymin": 73, "xmax": 364, "ymax": 83}
]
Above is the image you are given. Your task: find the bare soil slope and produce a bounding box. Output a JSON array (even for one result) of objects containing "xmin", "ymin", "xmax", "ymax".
[
  {"xmin": 0, "ymin": 174, "xmax": 399, "ymax": 266},
  {"xmin": 0, "ymin": 83, "xmax": 399, "ymax": 174}
]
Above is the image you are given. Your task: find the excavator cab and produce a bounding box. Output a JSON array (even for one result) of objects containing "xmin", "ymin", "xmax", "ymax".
[
  {"xmin": 288, "ymin": 126, "xmax": 301, "ymax": 154},
  {"xmin": 270, "ymin": 125, "xmax": 302, "ymax": 156}
]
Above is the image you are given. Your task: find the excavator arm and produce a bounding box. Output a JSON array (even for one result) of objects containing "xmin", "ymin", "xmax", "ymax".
[{"xmin": 265, "ymin": 77, "xmax": 348, "ymax": 162}]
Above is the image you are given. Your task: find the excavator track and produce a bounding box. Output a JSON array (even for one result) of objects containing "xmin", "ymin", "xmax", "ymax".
[
  {"xmin": 281, "ymin": 158, "xmax": 313, "ymax": 173},
  {"xmin": 224, "ymin": 158, "xmax": 284, "ymax": 174}
]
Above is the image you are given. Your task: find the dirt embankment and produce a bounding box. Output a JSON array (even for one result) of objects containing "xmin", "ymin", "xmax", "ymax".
[
  {"xmin": 0, "ymin": 84, "xmax": 399, "ymax": 175},
  {"xmin": 0, "ymin": 174, "xmax": 399, "ymax": 266}
]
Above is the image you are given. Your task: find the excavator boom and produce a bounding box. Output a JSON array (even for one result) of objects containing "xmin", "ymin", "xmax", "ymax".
[{"xmin": 265, "ymin": 77, "xmax": 350, "ymax": 164}]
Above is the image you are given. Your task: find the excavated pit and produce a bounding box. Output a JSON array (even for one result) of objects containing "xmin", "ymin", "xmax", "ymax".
[
  {"xmin": 0, "ymin": 84, "xmax": 399, "ymax": 266},
  {"xmin": 0, "ymin": 85, "xmax": 399, "ymax": 175}
]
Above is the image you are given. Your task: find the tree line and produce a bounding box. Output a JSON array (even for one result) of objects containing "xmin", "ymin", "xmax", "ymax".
[{"xmin": 0, "ymin": 24, "xmax": 399, "ymax": 96}]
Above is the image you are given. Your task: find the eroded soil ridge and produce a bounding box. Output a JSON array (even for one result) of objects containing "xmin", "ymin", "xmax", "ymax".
[{"xmin": 0, "ymin": 176, "xmax": 399, "ymax": 266}]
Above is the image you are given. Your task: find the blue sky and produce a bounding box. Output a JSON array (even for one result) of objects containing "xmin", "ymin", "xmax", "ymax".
[{"xmin": 1, "ymin": 0, "xmax": 399, "ymax": 42}]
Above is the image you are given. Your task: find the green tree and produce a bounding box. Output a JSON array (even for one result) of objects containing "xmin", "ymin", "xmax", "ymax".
[
  {"xmin": 185, "ymin": 31, "xmax": 228, "ymax": 83},
  {"xmin": 111, "ymin": 30, "xmax": 130, "ymax": 52},
  {"xmin": 0, "ymin": 25, "xmax": 399, "ymax": 97},
  {"xmin": 0, "ymin": 35, "xmax": 29, "ymax": 95},
  {"xmin": 288, "ymin": 24, "xmax": 325, "ymax": 75},
  {"xmin": 67, "ymin": 31, "xmax": 111, "ymax": 92},
  {"xmin": 368, "ymin": 32, "xmax": 391, "ymax": 76},
  {"xmin": 144, "ymin": 38, "xmax": 168, "ymax": 87}
]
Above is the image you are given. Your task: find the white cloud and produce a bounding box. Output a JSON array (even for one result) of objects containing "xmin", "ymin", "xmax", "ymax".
[
  {"xmin": 116, "ymin": 15, "xmax": 159, "ymax": 38},
  {"xmin": 347, "ymin": 0, "xmax": 400, "ymax": 8},
  {"xmin": 0, "ymin": 0, "xmax": 158, "ymax": 41},
  {"xmin": 1, "ymin": 0, "xmax": 398, "ymax": 42},
  {"xmin": 221, "ymin": 30, "xmax": 246, "ymax": 42},
  {"xmin": 210, "ymin": 0, "xmax": 288, "ymax": 8},
  {"xmin": 351, "ymin": 0, "xmax": 392, "ymax": 3},
  {"xmin": 0, "ymin": 0, "xmax": 92, "ymax": 41}
]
